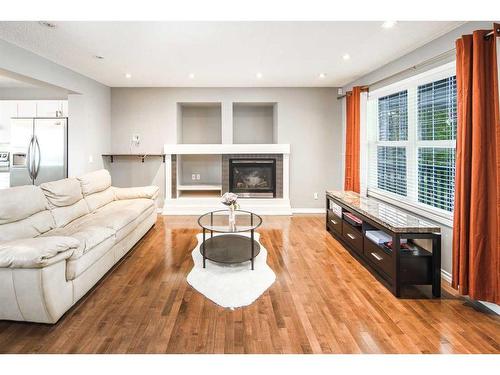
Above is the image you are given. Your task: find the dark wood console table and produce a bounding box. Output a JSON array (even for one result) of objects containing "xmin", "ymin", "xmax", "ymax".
[{"xmin": 326, "ymin": 191, "xmax": 441, "ymax": 298}]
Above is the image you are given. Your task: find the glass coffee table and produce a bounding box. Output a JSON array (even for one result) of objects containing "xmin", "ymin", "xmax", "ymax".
[{"xmin": 197, "ymin": 210, "xmax": 262, "ymax": 270}]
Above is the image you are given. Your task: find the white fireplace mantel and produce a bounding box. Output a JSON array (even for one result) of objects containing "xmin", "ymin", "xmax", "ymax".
[
  {"xmin": 162, "ymin": 143, "xmax": 292, "ymax": 215},
  {"xmin": 163, "ymin": 143, "xmax": 290, "ymax": 155}
]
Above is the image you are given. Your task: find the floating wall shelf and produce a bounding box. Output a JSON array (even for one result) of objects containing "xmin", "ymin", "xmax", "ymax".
[{"xmin": 102, "ymin": 154, "xmax": 166, "ymax": 163}]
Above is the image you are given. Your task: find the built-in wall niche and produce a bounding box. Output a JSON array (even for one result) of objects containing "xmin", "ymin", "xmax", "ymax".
[
  {"xmin": 177, "ymin": 154, "xmax": 222, "ymax": 198},
  {"xmin": 177, "ymin": 102, "xmax": 222, "ymax": 144},
  {"xmin": 232, "ymin": 103, "xmax": 277, "ymax": 144}
]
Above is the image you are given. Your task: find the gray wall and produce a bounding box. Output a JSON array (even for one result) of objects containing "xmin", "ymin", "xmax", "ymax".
[
  {"xmin": 340, "ymin": 21, "xmax": 494, "ymax": 280},
  {"xmin": 179, "ymin": 104, "xmax": 222, "ymax": 144},
  {"xmin": 110, "ymin": 87, "xmax": 343, "ymax": 208},
  {"xmin": 233, "ymin": 104, "xmax": 275, "ymax": 144},
  {"xmin": 179, "ymin": 154, "xmax": 222, "ymax": 186},
  {"xmin": 0, "ymin": 39, "xmax": 111, "ymax": 176}
]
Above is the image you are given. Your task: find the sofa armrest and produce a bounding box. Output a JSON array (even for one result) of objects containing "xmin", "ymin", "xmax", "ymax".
[
  {"xmin": 113, "ymin": 186, "xmax": 159, "ymax": 200},
  {"xmin": 0, "ymin": 236, "xmax": 80, "ymax": 269}
]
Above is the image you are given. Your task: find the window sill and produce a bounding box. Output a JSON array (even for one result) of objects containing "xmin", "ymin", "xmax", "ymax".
[{"xmin": 367, "ymin": 189, "xmax": 453, "ymax": 228}]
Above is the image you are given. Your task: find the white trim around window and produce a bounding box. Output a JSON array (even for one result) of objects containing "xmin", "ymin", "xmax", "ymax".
[{"xmin": 364, "ymin": 61, "xmax": 456, "ymax": 227}]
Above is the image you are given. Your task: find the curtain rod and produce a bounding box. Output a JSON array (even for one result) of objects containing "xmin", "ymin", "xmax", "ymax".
[
  {"xmin": 484, "ymin": 26, "xmax": 500, "ymax": 38},
  {"xmin": 336, "ymin": 48, "xmax": 456, "ymax": 100}
]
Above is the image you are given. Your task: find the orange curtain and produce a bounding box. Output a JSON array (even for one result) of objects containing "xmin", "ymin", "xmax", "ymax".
[
  {"xmin": 452, "ymin": 24, "xmax": 500, "ymax": 304},
  {"xmin": 344, "ymin": 86, "xmax": 361, "ymax": 193}
]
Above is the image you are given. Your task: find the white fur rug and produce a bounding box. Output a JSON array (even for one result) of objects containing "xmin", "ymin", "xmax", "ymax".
[{"xmin": 186, "ymin": 232, "xmax": 276, "ymax": 309}]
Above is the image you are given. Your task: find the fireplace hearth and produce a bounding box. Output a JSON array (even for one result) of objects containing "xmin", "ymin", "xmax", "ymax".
[{"xmin": 229, "ymin": 159, "xmax": 276, "ymax": 198}]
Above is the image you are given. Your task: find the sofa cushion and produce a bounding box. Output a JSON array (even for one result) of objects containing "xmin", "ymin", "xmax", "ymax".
[
  {"xmin": 42, "ymin": 222, "xmax": 115, "ymax": 260},
  {"xmin": 40, "ymin": 178, "xmax": 90, "ymax": 228},
  {"xmin": 78, "ymin": 169, "xmax": 112, "ymax": 196},
  {"xmin": 40, "ymin": 178, "xmax": 83, "ymax": 207},
  {"xmin": 0, "ymin": 185, "xmax": 48, "ymax": 225},
  {"xmin": 113, "ymin": 205, "xmax": 156, "ymax": 242},
  {"xmin": 0, "ymin": 236, "xmax": 79, "ymax": 268},
  {"xmin": 113, "ymin": 186, "xmax": 159, "ymax": 200},
  {"xmin": 84, "ymin": 187, "xmax": 115, "ymax": 212},
  {"xmin": 0, "ymin": 210, "xmax": 55, "ymax": 242},
  {"xmin": 49, "ymin": 199, "xmax": 90, "ymax": 228},
  {"xmin": 65, "ymin": 236, "xmax": 115, "ymax": 280},
  {"xmin": 92, "ymin": 199, "xmax": 155, "ymax": 241}
]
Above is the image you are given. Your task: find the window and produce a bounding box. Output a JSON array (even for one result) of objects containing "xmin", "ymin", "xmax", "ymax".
[
  {"xmin": 367, "ymin": 63, "xmax": 457, "ymax": 218},
  {"xmin": 418, "ymin": 147, "xmax": 455, "ymax": 211},
  {"xmin": 417, "ymin": 76, "xmax": 457, "ymax": 141},
  {"xmin": 378, "ymin": 91, "xmax": 408, "ymax": 141},
  {"xmin": 376, "ymin": 90, "xmax": 408, "ymax": 197},
  {"xmin": 377, "ymin": 146, "xmax": 407, "ymax": 196},
  {"xmin": 417, "ymin": 76, "xmax": 457, "ymax": 212}
]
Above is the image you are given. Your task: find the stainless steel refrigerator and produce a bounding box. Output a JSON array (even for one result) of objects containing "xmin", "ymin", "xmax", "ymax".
[{"xmin": 10, "ymin": 117, "xmax": 68, "ymax": 186}]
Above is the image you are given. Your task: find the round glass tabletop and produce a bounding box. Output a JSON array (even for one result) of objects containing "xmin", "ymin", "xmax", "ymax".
[{"xmin": 198, "ymin": 209, "xmax": 262, "ymax": 233}]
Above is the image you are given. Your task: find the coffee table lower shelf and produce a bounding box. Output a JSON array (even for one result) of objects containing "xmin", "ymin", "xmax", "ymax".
[{"xmin": 200, "ymin": 234, "xmax": 261, "ymax": 270}]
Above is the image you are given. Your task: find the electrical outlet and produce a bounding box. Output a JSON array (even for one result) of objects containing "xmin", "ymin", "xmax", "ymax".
[
  {"xmin": 132, "ymin": 134, "xmax": 140, "ymax": 146},
  {"xmin": 196, "ymin": 174, "xmax": 201, "ymax": 180},
  {"xmin": 191, "ymin": 174, "xmax": 196, "ymax": 180},
  {"xmin": 313, "ymin": 192, "xmax": 318, "ymax": 200}
]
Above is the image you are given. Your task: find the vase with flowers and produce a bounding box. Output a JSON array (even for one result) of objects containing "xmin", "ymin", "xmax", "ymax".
[{"xmin": 221, "ymin": 192, "xmax": 239, "ymax": 229}]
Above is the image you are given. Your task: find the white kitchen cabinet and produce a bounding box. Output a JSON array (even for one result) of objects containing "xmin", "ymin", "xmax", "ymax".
[
  {"xmin": 61, "ymin": 101, "xmax": 68, "ymax": 116},
  {"xmin": 0, "ymin": 100, "xmax": 68, "ymax": 144},
  {"xmin": 17, "ymin": 101, "xmax": 37, "ymax": 117},
  {"xmin": 36, "ymin": 100, "xmax": 67, "ymax": 117},
  {"xmin": 0, "ymin": 101, "xmax": 18, "ymax": 143},
  {"xmin": 36, "ymin": 101, "xmax": 59, "ymax": 117}
]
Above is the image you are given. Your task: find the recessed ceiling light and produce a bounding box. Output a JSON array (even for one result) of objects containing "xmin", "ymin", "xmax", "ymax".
[
  {"xmin": 188, "ymin": 73, "xmax": 195, "ymax": 79},
  {"xmin": 94, "ymin": 55, "xmax": 104, "ymax": 60},
  {"xmin": 38, "ymin": 21, "xmax": 56, "ymax": 29},
  {"xmin": 256, "ymin": 72, "xmax": 263, "ymax": 79},
  {"xmin": 125, "ymin": 73, "xmax": 132, "ymax": 79},
  {"xmin": 319, "ymin": 73, "xmax": 327, "ymax": 79},
  {"xmin": 342, "ymin": 53, "xmax": 351, "ymax": 61},
  {"xmin": 382, "ymin": 21, "xmax": 397, "ymax": 29}
]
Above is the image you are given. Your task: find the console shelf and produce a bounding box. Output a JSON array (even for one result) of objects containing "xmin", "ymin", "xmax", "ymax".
[{"xmin": 326, "ymin": 191, "xmax": 441, "ymax": 298}]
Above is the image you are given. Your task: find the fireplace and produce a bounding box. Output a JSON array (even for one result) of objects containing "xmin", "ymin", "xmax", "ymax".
[{"xmin": 229, "ymin": 159, "xmax": 276, "ymax": 198}]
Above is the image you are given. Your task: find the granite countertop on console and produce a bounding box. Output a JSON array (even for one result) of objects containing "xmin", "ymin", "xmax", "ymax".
[{"xmin": 326, "ymin": 190, "xmax": 441, "ymax": 234}]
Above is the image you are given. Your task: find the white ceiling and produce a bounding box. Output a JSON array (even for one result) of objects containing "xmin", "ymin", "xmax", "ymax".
[{"xmin": 0, "ymin": 21, "xmax": 464, "ymax": 87}]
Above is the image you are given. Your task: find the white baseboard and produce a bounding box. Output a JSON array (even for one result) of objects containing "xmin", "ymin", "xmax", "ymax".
[
  {"xmin": 291, "ymin": 208, "xmax": 326, "ymax": 214},
  {"xmin": 441, "ymin": 269, "xmax": 452, "ymax": 283},
  {"xmin": 440, "ymin": 269, "xmax": 499, "ymax": 315},
  {"xmin": 479, "ymin": 301, "xmax": 500, "ymax": 315}
]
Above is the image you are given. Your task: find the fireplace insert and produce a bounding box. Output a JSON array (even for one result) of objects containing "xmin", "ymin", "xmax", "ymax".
[{"xmin": 229, "ymin": 159, "xmax": 276, "ymax": 198}]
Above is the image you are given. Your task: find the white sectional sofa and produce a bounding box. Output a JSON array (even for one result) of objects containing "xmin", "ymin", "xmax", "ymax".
[{"xmin": 0, "ymin": 169, "xmax": 159, "ymax": 324}]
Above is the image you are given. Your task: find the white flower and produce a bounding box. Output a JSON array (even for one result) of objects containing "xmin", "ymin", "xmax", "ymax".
[{"xmin": 221, "ymin": 192, "xmax": 238, "ymax": 206}]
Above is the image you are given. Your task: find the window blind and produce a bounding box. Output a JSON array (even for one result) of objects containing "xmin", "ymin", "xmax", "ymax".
[
  {"xmin": 366, "ymin": 64, "xmax": 457, "ymax": 217},
  {"xmin": 378, "ymin": 91, "xmax": 408, "ymax": 141},
  {"xmin": 377, "ymin": 146, "xmax": 407, "ymax": 196},
  {"xmin": 417, "ymin": 76, "xmax": 457, "ymax": 141},
  {"xmin": 418, "ymin": 147, "xmax": 455, "ymax": 211}
]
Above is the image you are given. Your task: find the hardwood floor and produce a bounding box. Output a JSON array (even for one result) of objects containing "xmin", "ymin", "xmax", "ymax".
[{"xmin": 0, "ymin": 215, "xmax": 499, "ymax": 354}]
